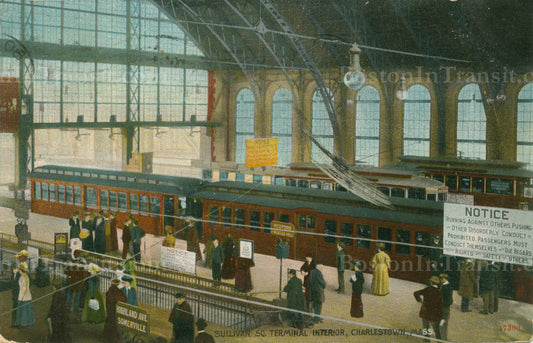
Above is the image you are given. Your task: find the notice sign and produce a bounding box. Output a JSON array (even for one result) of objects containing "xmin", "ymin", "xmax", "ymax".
[
  {"xmin": 116, "ymin": 301, "xmax": 149, "ymax": 335},
  {"xmin": 271, "ymin": 221, "xmax": 295, "ymax": 238},
  {"xmin": 160, "ymin": 246, "xmax": 196, "ymax": 274},
  {"xmin": 246, "ymin": 138, "xmax": 278, "ymax": 168},
  {"xmin": 443, "ymin": 203, "xmax": 533, "ymax": 266}
]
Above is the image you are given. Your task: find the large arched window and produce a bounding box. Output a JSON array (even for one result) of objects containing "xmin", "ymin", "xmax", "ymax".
[
  {"xmin": 272, "ymin": 88, "xmax": 293, "ymax": 166},
  {"xmin": 517, "ymin": 83, "xmax": 533, "ymax": 169},
  {"xmin": 457, "ymin": 83, "xmax": 486, "ymax": 159},
  {"xmin": 235, "ymin": 88, "xmax": 255, "ymax": 164},
  {"xmin": 355, "ymin": 86, "xmax": 380, "ymax": 166},
  {"xmin": 403, "ymin": 85, "xmax": 430, "ymax": 156},
  {"xmin": 312, "ymin": 88, "xmax": 334, "ymax": 163}
]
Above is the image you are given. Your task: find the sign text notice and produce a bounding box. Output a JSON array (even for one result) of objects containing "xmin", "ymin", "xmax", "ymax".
[{"xmin": 443, "ymin": 203, "xmax": 533, "ymax": 266}]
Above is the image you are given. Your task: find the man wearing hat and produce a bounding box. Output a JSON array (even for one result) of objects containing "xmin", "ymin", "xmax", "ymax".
[
  {"xmin": 47, "ymin": 279, "xmax": 69, "ymax": 342},
  {"xmin": 283, "ymin": 269, "xmax": 305, "ymax": 329},
  {"xmin": 103, "ymin": 279, "xmax": 127, "ymax": 343},
  {"xmin": 309, "ymin": 263, "xmax": 326, "ymax": 323},
  {"xmin": 169, "ymin": 292, "xmax": 194, "ymax": 343},
  {"xmin": 194, "ymin": 318, "xmax": 215, "ymax": 343},
  {"xmin": 335, "ymin": 242, "xmax": 346, "ymax": 293},
  {"xmin": 413, "ymin": 276, "xmax": 442, "ymax": 341},
  {"xmin": 439, "ymin": 273, "xmax": 453, "ymax": 341},
  {"xmin": 120, "ymin": 275, "xmax": 137, "ymax": 306},
  {"xmin": 210, "ymin": 236, "xmax": 224, "ymax": 283}
]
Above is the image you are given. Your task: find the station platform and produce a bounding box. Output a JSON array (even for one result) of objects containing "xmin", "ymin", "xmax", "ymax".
[{"xmin": 0, "ymin": 206, "xmax": 531, "ymax": 343}]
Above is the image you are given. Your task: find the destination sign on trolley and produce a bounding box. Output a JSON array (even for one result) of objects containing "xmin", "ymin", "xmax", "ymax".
[
  {"xmin": 271, "ymin": 221, "xmax": 295, "ymax": 238},
  {"xmin": 443, "ymin": 203, "xmax": 533, "ymax": 266}
]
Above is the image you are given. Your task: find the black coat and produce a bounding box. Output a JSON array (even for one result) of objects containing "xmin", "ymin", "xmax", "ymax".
[
  {"xmin": 309, "ymin": 268, "xmax": 326, "ymax": 303},
  {"xmin": 283, "ymin": 276, "xmax": 305, "ymax": 311},
  {"xmin": 350, "ymin": 271, "xmax": 364, "ymax": 294},
  {"xmin": 440, "ymin": 282, "xmax": 453, "ymax": 307}
]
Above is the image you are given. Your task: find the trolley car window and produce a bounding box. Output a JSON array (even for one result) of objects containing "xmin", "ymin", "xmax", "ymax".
[
  {"xmin": 235, "ymin": 208, "xmax": 245, "ymax": 229},
  {"xmin": 377, "ymin": 227, "xmax": 392, "ymax": 252},
  {"xmin": 433, "ymin": 174, "xmax": 444, "ymax": 183},
  {"xmin": 42, "ymin": 183, "xmax": 48, "ymax": 201},
  {"xmin": 118, "ymin": 193, "xmax": 127, "ymax": 212},
  {"xmin": 263, "ymin": 212, "xmax": 273, "ymax": 233},
  {"xmin": 274, "ymin": 177, "xmax": 285, "ymax": 186},
  {"xmin": 149, "ymin": 197, "xmax": 160, "ymax": 214},
  {"xmin": 298, "ymin": 215, "xmax": 315, "ymax": 229},
  {"xmin": 427, "ymin": 193, "xmax": 436, "ymax": 201},
  {"xmin": 209, "ymin": 206, "xmax": 218, "ymax": 222},
  {"xmin": 396, "ymin": 229, "xmax": 410, "ymax": 255},
  {"xmin": 109, "ymin": 191, "xmax": 117, "ymax": 210},
  {"xmin": 278, "ymin": 213, "xmax": 290, "ymax": 223},
  {"xmin": 35, "ymin": 182, "xmax": 41, "ymax": 199},
  {"xmin": 324, "ymin": 220, "xmax": 337, "ymax": 243},
  {"xmin": 336, "ymin": 184, "xmax": 347, "ymax": 192},
  {"xmin": 130, "ymin": 194, "xmax": 138, "ymax": 214},
  {"xmin": 222, "ymin": 207, "xmax": 232, "ymax": 227},
  {"xmin": 74, "ymin": 186, "xmax": 81, "ymax": 206},
  {"xmin": 235, "ymin": 173, "xmax": 245, "ymax": 182},
  {"xmin": 445, "ymin": 175, "xmax": 457, "ymax": 191},
  {"xmin": 391, "ymin": 188, "xmax": 405, "ymax": 198},
  {"xmin": 139, "ymin": 195, "xmax": 148, "ymax": 213},
  {"xmin": 323, "ymin": 182, "xmax": 333, "ymax": 191},
  {"xmin": 415, "ymin": 232, "xmax": 431, "ymax": 256},
  {"xmin": 65, "ymin": 186, "xmax": 73, "ymax": 204},
  {"xmin": 356, "ymin": 224, "xmax": 370, "ymax": 249},
  {"xmin": 310, "ymin": 181, "xmax": 321, "ymax": 189},
  {"xmin": 86, "ymin": 188, "xmax": 96, "ymax": 208},
  {"xmin": 250, "ymin": 211, "xmax": 260, "ymax": 231},
  {"xmin": 219, "ymin": 171, "xmax": 228, "ymax": 181},
  {"xmin": 298, "ymin": 180, "xmax": 309, "ymax": 188},
  {"xmin": 57, "ymin": 185, "xmax": 65, "ymax": 203},
  {"xmin": 286, "ymin": 179, "xmax": 297, "ymax": 187},
  {"xmin": 49, "ymin": 184, "xmax": 56, "ymax": 202},
  {"xmin": 487, "ymin": 178, "xmax": 512, "ymax": 195},
  {"xmin": 341, "ymin": 222, "xmax": 353, "ymax": 246},
  {"xmin": 253, "ymin": 175, "xmax": 263, "ymax": 184},
  {"xmin": 378, "ymin": 187, "xmax": 390, "ymax": 196},
  {"xmin": 100, "ymin": 190, "xmax": 108, "ymax": 208},
  {"xmin": 460, "ymin": 177, "xmax": 471, "ymax": 192},
  {"xmin": 472, "ymin": 177, "xmax": 484, "ymax": 193},
  {"xmin": 408, "ymin": 188, "xmax": 425, "ymax": 200}
]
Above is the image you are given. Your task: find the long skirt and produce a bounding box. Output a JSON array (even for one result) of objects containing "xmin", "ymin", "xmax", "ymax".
[
  {"xmin": 235, "ymin": 267, "xmax": 253, "ymax": 292},
  {"xmin": 16, "ymin": 300, "xmax": 35, "ymax": 326},
  {"xmin": 350, "ymin": 293, "xmax": 364, "ymax": 318},
  {"xmin": 83, "ymin": 289, "xmax": 106, "ymax": 324},
  {"xmin": 221, "ymin": 255, "xmax": 237, "ymax": 279}
]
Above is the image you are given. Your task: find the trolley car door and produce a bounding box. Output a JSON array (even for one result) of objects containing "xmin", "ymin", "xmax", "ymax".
[{"xmin": 163, "ymin": 196, "xmax": 174, "ymax": 230}]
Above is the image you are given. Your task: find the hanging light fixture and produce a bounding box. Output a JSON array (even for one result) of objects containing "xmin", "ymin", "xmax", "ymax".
[
  {"xmin": 396, "ymin": 74, "xmax": 407, "ymax": 100},
  {"xmin": 343, "ymin": 43, "xmax": 366, "ymax": 91}
]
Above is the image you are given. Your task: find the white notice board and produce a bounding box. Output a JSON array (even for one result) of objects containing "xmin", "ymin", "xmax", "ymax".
[
  {"xmin": 160, "ymin": 246, "xmax": 196, "ymax": 274},
  {"xmin": 443, "ymin": 203, "xmax": 533, "ymax": 266}
]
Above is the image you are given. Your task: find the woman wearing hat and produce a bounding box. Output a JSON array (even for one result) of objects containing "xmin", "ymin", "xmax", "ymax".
[
  {"xmin": 83, "ymin": 263, "xmax": 106, "ymax": 324},
  {"xmin": 350, "ymin": 259, "xmax": 365, "ymax": 318},
  {"xmin": 371, "ymin": 243, "xmax": 391, "ymax": 296},
  {"xmin": 93, "ymin": 211, "xmax": 107, "ymax": 254},
  {"xmin": 15, "ymin": 262, "xmax": 35, "ymax": 326}
]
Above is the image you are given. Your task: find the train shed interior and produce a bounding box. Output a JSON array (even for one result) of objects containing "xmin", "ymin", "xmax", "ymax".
[{"xmin": 0, "ymin": 1, "xmax": 531, "ymax": 343}]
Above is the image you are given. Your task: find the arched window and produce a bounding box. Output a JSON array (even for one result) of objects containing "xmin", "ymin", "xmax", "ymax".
[
  {"xmin": 517, "ymin": 83, "xmax": 533, "ymax": 169},
  {"xmin": 235, "ymin": 88, "xmax": 255, "ymax": 164},
  {"xmin": 272, "ymin": 88, "xmax": 293, "ymax": 166},
  {"xmin": 403, "ymin": 85, "xmax": 430, "ymax": 156},
  {"xmin": 355, "ymin": 86, "xmax": 380, "ymax": 166},
  {"xmin": 312, "ymin": 88, "xmax": 334, "ymax": 163},
  {"xmin": 457, "ymin": 84, "xmax": 486, "ymax": 159}
]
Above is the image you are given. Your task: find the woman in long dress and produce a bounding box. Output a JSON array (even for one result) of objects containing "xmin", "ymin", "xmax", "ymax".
[
  {"xmin": 16, "ymin": 262, "xmax": 35, "ymax": 326},
  {"xmin": 83, "ymin": 263, "xmax": 106, "ymax": 324},
  {"xmin": 350, "ymin": 259, "xmax": 365, "ymax": 317},
  {"xmin": 371, "ymin": 243, "xmax": 391, "ymax": 296}
]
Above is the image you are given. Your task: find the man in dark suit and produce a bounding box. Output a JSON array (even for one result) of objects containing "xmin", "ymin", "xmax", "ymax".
[
  {"xmin": 130, "ymin": 220, "xmax": 145, "ymax": 262},
  {"xmin": 194, "ymin": 318, "xmax": 215, "ymax": 343},
  {"xmin": 336, "ymin": 242, "xmax": 346, "ymax": 293},
  {"xmin": 414, "ymin": 276, "xmax": 442, "ymax": 341},
  {"xmin": 439, "ymin": 273, "xmax": 453, "ymax": 341},
  {"xmin": 309, "ymin": 264, "xmax": 326, "ymax": 323},
  {"xmin": 211, "ymin": 236, "xmax": 224, "ymax": 283},
  {"xmin": 479, "ymin": 260, "xmax": 499, "ymax": 314},
  {"xmin": 283, "ymin": 269, "xmax": 305, "ymax": 329}
]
